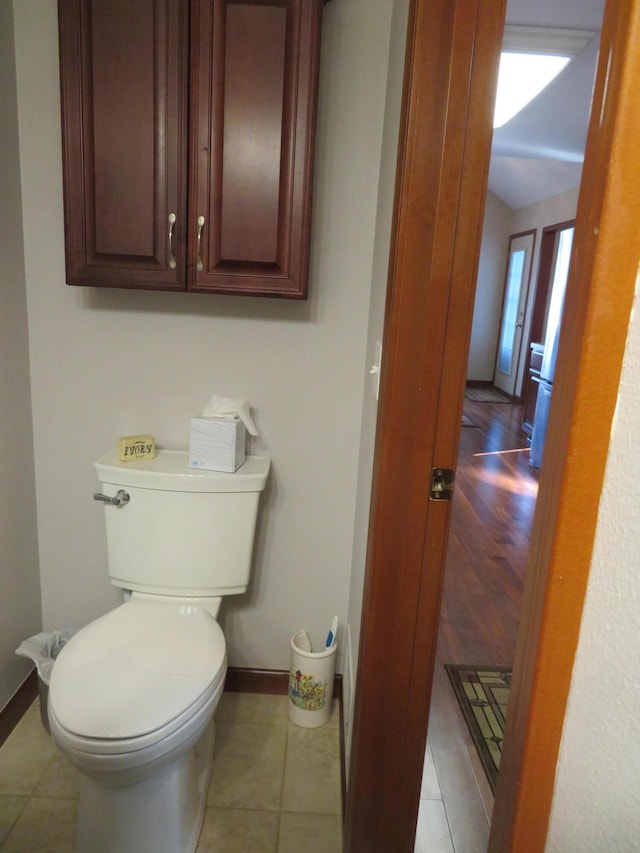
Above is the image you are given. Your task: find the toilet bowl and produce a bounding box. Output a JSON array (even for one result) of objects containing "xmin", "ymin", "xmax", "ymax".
[
  {"xmin": 48, "ymin": 451, "xmax": 270, "ymax": 853},
  {"xmin": 49, "ymin": 597, "xmax": 227, "ymax": 853}
]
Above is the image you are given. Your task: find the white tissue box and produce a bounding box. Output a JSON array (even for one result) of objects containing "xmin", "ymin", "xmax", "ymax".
[{"xmin": 189, "ymin": 417, "xmax": 246, "ymax": 472}]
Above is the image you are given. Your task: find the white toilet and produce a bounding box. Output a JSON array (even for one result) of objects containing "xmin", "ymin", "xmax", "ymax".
[{"xmin": 48, "ymin": 449, "xmax": 270, "ymax": 853}]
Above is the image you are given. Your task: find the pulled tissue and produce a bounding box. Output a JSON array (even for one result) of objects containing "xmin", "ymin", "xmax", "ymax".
[{"xmin": 202, "ymin": 394, "xmax": 259, "ymax": 436}]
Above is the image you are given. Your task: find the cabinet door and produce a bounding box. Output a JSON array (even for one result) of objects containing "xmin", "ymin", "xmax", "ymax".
[
  {"xmin": 58, "ymin": 0, "xmax": 189, "ymax": 290},
  {"xmin": 189, "ymin": 0, "xmax": 322, "ymax": 298}
]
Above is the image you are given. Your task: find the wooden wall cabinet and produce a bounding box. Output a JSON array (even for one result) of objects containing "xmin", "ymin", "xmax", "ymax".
[{"xmin": 57, "ymin": 0, "xmax": 323, "ymax": 298}]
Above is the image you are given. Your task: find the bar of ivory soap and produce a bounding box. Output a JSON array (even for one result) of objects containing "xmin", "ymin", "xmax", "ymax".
[{"xmin": 118, "ymin": 434, "xmax": 156, "ymax": 462}]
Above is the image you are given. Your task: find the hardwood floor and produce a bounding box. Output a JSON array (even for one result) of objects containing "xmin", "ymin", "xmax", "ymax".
[
  {"xmin": 438, "ymin": 399, "xmax": 538, "ymax": 667},
  {"xmin": 417, "ymin": 399, "xmax": 539, "ymax": 852}
]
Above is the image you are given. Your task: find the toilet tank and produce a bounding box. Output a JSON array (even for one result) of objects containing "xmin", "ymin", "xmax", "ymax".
[{"xmin": 94, "ymin": 450, "xmax": 270, "ymax": 597}]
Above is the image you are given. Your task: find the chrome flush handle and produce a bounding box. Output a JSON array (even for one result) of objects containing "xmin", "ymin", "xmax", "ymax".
[{"xmin": 93, "ymin": 490, "xmax": 130, "ymax": 507}]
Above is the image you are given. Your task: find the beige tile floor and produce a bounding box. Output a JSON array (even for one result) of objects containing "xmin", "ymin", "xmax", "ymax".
[{"xmin": 0, "ymin": 692, "xmax": 343, "ymax": 853}]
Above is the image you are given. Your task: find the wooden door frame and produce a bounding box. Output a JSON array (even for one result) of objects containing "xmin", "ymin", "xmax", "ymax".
[
  {"xmin": 528, "ymin": 219, "xmax": 576, "ymax": 350},
  {"xmin": 520, "ymin": 218, "xmax": 575, "ymax": 405},
  {"xmin": 345, "ymin": 0, "xmax": 640, "ymax": 850}
]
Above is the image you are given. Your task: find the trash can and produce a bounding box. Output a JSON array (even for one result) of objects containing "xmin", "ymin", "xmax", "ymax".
[
  {"xmin": 288, "ymin": 629, "xmax": 337, "ymax": 728},
  {"xmin": 15, "ymin": 630, "xmax": 75, "ymax": 733}
]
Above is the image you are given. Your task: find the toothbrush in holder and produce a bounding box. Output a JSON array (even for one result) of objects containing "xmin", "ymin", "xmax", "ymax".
[{"xmin": 325, "ymin": 615, "xmax": 338, "ymax": 649}]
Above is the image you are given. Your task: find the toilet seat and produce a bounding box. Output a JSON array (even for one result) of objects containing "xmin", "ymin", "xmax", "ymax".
[{"xmin": 48, "ymin": 599, "xmax": 227, "ymax": 754}]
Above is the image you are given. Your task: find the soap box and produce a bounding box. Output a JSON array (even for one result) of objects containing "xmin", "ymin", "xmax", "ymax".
[
  {"xmin": 189, "ymin": 417, "xmax": 246, "ymax": 472},
  {"xmin": 118, "ymin": 434, "xmax": 156, "ymax": 462}
]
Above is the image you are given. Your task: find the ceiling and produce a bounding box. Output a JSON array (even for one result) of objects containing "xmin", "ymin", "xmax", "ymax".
[{"xmin": 489, "ymin": 0, "xmax": 605, "ymax": 209}]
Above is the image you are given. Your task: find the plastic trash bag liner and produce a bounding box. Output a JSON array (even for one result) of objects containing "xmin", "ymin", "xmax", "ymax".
[{"xmin": 15, "ymin": 629, "xmax": 76, "ymax": 685}]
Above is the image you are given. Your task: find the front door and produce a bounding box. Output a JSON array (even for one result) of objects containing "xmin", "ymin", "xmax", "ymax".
[{"xmin": 493, "ymin": 230, "xmax": 535, "ymax": 397}]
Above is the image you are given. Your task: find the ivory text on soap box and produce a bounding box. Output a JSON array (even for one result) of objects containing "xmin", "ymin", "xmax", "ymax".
[{"xmin": 118, "ymin": 435, "xmax": 156, "ymax": 462}]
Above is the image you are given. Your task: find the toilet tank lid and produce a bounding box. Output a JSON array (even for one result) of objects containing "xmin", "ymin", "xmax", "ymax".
[{"xmin": 95, "ymin": 450, "xmax": 270, "ymax": 492}]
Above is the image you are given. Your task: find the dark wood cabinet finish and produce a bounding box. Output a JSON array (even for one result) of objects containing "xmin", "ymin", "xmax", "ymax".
[
  {"xmin": 58, "ymin": 0, "xmax": 189, "ymax": 290},
  {"xmin": 57, "ymin": 0, "xmax": 322, "ymax": 298},
  {"xmin": 189, "ymin": 0, "xmax": 322, "ymax": 296}
]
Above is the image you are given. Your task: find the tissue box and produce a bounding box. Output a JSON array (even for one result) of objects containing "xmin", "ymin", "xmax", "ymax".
[{"xmin": 189, "ymin": 417, "xmax": 246, "ymax": 472}]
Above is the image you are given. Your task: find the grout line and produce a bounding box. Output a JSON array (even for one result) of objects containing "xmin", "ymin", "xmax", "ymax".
[
  {"xmin": 446, "ymin": 684, "xmax": 494, "ymax": 826},
  {"xmin": 429, "ymin": 739, "xmax": 457, "ymax": 852},
  {"xmin": 427, "ymin": 667, "xmax": 492, "ymax": 851},
  {"xmin": 420, "ymin": 740, "xmax": 444, "ymax": 803},
  {"xmin": 1, "ymin": 690, "xmax": 343, "ymax": 851},
  {"xmin": 0, "ymin": 795, "xmax": 29, "ymax": 846},
  {"xmin": 274, "ymin": 712, "xmax": 291, "ymax": 848}
]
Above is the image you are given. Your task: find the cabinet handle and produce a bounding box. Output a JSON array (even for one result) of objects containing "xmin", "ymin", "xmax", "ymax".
[
  {"xmin": 168, "ymin": 213, "xmax": 176, "ymax": 269},
  {"xmin": 196, "ymin": 215, "xmax": 205, "ymax": 272}
]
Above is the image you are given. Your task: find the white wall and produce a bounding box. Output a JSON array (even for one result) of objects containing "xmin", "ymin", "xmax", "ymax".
[
  {"xmin": 467, "ymin": 191, "xmax": 512, "ymax": 381},
  {"xmin": 0, "ymin": 2, "xmax": 42, "ymax": 710},
  {"xmin": 12, "ymin": 0, "xmax": 395, "ymax": 672},
  {"xmin": 344, "ymin": 0, "xmax": 410, "ymax": 773},
  {"xmin": 546, "ymin": 269, "xmax": 640, "ymax": 850}
]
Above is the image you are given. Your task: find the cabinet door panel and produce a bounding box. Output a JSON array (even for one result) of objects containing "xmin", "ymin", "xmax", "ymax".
[
  {"xmin": 58, "ymin": 0, "xmax": 188, "ymax": 290},
  {"xmin": 189, "ymin": 0, "xmax": 322, "ymax": 298},
  {"xmin": 221, "ymin": 3, "xmax": 286, "ymax": 263},
  {"xmin": 91, "ymin": 3, "xmax": 156, "ymax": 257}
]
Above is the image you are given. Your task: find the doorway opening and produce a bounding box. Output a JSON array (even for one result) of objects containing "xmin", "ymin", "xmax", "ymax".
[
  {"xmin": 417, "ymin": 398, "xmax": 538, "ymax": 850},
  {"xmin": 344, "ymin": 0, "xmax": 626, "ymax": 848},
  {"xmin": 415, "ymin": 5, "xmax": 603, "ymax": 846}
]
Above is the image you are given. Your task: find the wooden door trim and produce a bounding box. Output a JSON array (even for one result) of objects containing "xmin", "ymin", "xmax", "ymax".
[
  {"xmin": 520, "ymin": 219, "xmax": 575, "ymax": 410},
  {"xmin": 526, "ymin": 219, "xmax": 576, "ymax": 356},
  {"xmin": 343, "ymin": 0, "xmax": 506, "ymax": 848},
  {"xmin": 346, "ymin": 0, "xmax": 637, "ymax": 850}
]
